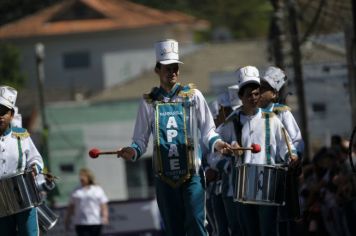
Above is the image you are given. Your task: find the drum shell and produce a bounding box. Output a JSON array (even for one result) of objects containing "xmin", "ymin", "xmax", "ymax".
[
  {"xmin": 234, "ymin": 163, "xmax": 287, "ymax": 206},
  {"xmin": 37, "ymin": 203, "xmax": 58, "ymax": 231},
  {"xmin": 0, "ymin": 172, "xmax": 42, "ymax": 217}
]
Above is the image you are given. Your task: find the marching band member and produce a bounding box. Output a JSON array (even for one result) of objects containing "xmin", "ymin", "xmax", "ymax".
[
  {"xmin": 259, "ymin": 66, "xmax": 304, "ymax": 157},
  {"xmin": 259, "ymin": 66, "xmax": 304, "ymax": 235},
  {"xmin": 206, "ymin": 97, "xmax": 230, "ymax": 236},
  {"xmin": 0, "ymin": 85, "xmax": 44, "ymax": 236},
  {"xmin": 210, "ymin": 92, "xmax": 243, "ymax": 236},
  {"xmin": 221, "ymin": 66, "xmax": 298, "ymax": 236},
  {"xmin": 118, "ymin": 39, "xmax": 230, "ymax": 236}
]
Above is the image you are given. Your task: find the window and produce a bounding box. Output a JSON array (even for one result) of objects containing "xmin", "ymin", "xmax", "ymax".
[
  {"xmin": 59, "ymin": 163, "xmax": 75, "ymax": 173},
  {"xmin": 312, "ymin": 103, "xmax": 327, "ymax": 118},
  {"xmin": 63, "ymin": 51, "xmax": 90, "ymax": 69},
  {"xmin": 312, "ymin": 103, "xmax": 326, "ymax": 113}
]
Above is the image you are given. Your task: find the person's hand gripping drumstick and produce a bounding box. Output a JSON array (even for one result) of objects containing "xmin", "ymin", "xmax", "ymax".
[
  {"xmin": 89, "ymin": 147, "xmax": 135, "ymax": 160},
  {"xmin": 229, "ymin": 142, "xmax": 261, "ymax": 157}
]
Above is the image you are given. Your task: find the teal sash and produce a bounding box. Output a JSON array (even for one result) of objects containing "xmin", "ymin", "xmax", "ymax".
[{"xmin": 155, "ymin": 102, "xmax": 194, "ymax": 187}]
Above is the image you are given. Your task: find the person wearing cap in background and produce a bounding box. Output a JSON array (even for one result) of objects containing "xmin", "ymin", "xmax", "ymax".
[
  {"xmin": 259, "ymin": 66, "xmax": 304, "ymax": 235},
  {"xmin": 0, "ymin": 85, "xmax": 44, "ymax": 236},
  {"xmin": 259, "ymin": 66, "xmax": 304, "ymax": 157},
  {"xmin": 205, "ymin": 96, "xmax": 231, "ymax": 236},
  {"xmin": 207, "ymin": 91, "xmax": 243, "ymax": 236},
  {"xmin": 202, "ymin": 100, "xmax": 219, "ymax": 236},
  {"xmin": 117, "ymin": 39, "xmax": 230, "ymax": 236},
  {"xmin": 220, "ymin": 66, "xmax": 298, "ymax": 236}
]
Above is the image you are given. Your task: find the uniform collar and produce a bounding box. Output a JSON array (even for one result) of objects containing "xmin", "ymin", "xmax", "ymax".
[
  {"xmin": 1, "ymin": 126, "xmax": 11, "ymax": 137},
  {"xmin": 262, "ymin": 103, "xmax": 274, "ymax": 112},
  {"xmin": 158, "ymin": 83, "xmax": 181, "ymax": 98}
]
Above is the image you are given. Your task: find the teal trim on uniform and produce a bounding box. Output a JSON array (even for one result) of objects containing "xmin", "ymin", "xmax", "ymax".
[
  {"xmin": 159, "ymin": 83, "xmax": 180, "ymax": 98},
  {"xmin": 208, "ymin": 136, "xmax": 220, "ymax": 153},
  {"xmin": 265, "ymin": 113, "xmax": 271, "ymax": 164},
  {"xmin": 130, "ymin": 142, "xmax": 142, "ymax": 159},
  {"xmin": 261, "ymin": 103, "xmax": 274, "ymax": 113},
  {"xmin": 11, "ymin": 126, "xmax": 27, "ymax": 133},
  {"xmin": 16, "ymin": 137, "xmax": 23, "ymax": 171},
  {"xmin": 2, "ymin": 127, "xmax": 11, "ymax": 136}
]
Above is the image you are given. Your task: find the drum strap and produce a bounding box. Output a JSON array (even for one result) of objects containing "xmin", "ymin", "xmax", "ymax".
[
  {"xmin": 232, "ymin": 112, "xmax": 243, "ymax": 163},
  {"xmin": 16, "ymin": 137, "xmax": 23, "ymax": 171}
]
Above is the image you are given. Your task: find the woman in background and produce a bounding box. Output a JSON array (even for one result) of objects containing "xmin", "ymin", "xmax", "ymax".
[{"xmin": 65, "ymin": 168, "xmax": 109, "ymax": 236}]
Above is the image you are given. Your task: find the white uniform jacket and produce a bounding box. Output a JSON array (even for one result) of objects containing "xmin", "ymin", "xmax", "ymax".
[
  {"xmin": 130, "ymin": 84, "xmax": 221, "ymax": 167},
  {"xmin": 220, "ymin": 108, "xmax": 297, "ymax": 165},
  {"xmin": 0, "ymin": 126, "xmax": 44, "ymax": 178},
  {"xmin": 262, "ymin": 103, "xmax": 304, "ymax": 155}
]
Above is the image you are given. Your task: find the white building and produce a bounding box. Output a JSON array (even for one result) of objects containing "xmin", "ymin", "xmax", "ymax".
[{"xmin": 0, "ymin": 0, "xmax": 208, "ymax": 104}]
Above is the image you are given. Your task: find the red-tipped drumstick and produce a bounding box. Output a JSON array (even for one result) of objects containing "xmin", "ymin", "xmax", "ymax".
[
  {"xmin": 230, "ymin": 143, "xmax": 261, "ymax": 153},
  {"xmin": 89, "ymin": 148, "xmax": 121, "ymax": 158}
]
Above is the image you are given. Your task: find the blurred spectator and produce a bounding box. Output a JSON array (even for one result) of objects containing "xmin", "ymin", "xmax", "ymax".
[
  {"xmin": 65, "ymin": 168, "xmax": 109, "ymax": 236},
  {"xmin": 298, "ymin": 135, "xmax": 356, "ymax": 236}
]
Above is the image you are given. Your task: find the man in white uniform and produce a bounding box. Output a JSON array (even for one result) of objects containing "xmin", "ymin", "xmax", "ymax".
[
  {"xmin": 259, "ymin": 66, "xmax": 304, "ymax": 156},
  {"xmin": 220, "ymin": 66, "xmax": 299, "ymax": 236},
  {"xmin": 260, "ymin": 66, "xmax": 304, "ymax": 235},
  {"xmin": 0, "ymin": 85, "xmax": 44, "ymax": 236},
  {"xmin": 118, "ymin": 39, "xmax": 229, "ymax": 236}
]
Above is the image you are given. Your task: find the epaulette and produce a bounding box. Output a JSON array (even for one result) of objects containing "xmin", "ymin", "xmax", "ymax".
[
  {"xmin": 262, "ymin": 111, "xmax": 276, "ymax": 118},
  {"xmin": 11, "ymin": 127, "xmax": 30, "ymax": 139},
  {"xmin": 272, "ymin": 103, "xmax": 291, "ymax": 114},
  {"xmin": 143, "ymin": 87, "xmax": 161, "ymax": 104},
  {"xmin": 177, "ymin": 83, "xmax": 196, "ymax": 98}
]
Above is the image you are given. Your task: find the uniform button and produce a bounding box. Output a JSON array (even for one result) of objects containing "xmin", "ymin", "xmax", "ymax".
[{"xmin": 2, "ymin": 149, "xmax": 4, "ymax": 152}]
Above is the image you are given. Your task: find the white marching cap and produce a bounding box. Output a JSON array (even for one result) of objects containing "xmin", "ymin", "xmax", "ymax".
[
  {"xmin": 262, "ymin": 66, "xmax": 286, "ymax": 92},
  {"xmin": 217, "ymin": 92, "xmax": 231, "ymax": 107},
  {"xmin": 208, "ymin": 100, "xmax": 219, "ymax": 119},
  {"xmin": 228, "ymin": 85, "xmax": 242, "ymax": 109},
  {"xmin": 155, "ymin": 39, "xmax": 183, "ymax": 65},
  {"xmin": 0, "ymin": 85, "xmax": 17, "ymax": 110},
  {"xmin": 236, "ymin": 66, "xmax": 260, "ymax": 89},
  {"xmin": 11, "ymin": 106, "xmax": 22, "ymax": 127}
]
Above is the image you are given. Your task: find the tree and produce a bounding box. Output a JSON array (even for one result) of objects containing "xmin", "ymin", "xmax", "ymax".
[
  {"xmin": 0, "ymin": 43, "xmax": 26, "ymax": 88},
  {"xmin": 0, "ymin": 0, "xmax": 59, "ymax": 26},
  {"xmin": 131, "ymin": 0, "xmax": 272, "ymax": 39}
]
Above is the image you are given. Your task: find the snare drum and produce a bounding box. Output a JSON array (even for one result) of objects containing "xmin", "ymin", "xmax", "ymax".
[
  {"xmin": 234, "ymin": 163, "xmax": 287, "ymax": 206},
  {"xmin": 0, "ymin": 171, "xmax": 42, "ymax": 217}
]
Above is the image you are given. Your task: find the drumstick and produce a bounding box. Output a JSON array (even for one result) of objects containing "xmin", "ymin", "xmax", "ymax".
[
  {"xmin": 281, "ymin": 127, "xmax": 293, "ymax": 159},
  {"xmin": 89, "ymin": 148, "xmax": 122, "ymax": 158},
  {"xmin": 230, "ymin": 143, "xmax": 261, "ymax": 153}
]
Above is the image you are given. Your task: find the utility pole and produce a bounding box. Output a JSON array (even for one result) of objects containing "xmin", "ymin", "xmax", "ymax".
[
  {"xmin": 269, "ymin": 0, "xmax": 286, "ymax": 69},
  {"xmin": 346, "ymin": 0, "xmax": 356, "ymax": 127},
  {"xmin": 35, "ymin": 43, "xmax": 50, "ymax": 168},
  {"xmin": 287, "ymin": 0, "xmax": 310, "ymax": 161},
  {"xmin": 269, "ymin": 0, "xmax": 289, "ymax": 104}
]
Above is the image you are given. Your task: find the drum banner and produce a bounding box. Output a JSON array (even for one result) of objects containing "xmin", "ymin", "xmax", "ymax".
[{"xmin": 155, "ymin": 103, "xmax": 193, "ymax": 188}]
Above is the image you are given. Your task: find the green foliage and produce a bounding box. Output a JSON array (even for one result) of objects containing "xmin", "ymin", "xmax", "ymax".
[
  {"xmin": 0, "ymin": 0, "xmax": 59, "ymax": 26},
  {"xmin": 0, "ymin": 44, "xmax": 26, "ymax": 89},
  {"xmin": 131, "ymin": 0, "xmax": 272, "ymax": 39}
]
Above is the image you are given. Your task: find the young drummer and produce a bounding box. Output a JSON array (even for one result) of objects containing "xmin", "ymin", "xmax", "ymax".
[
  {"xmin": 259, "ymin": 66, "xmax": 304, "ymax": 157},
  {"xmin": 221, "ymin": 66, "xmax": 299, "ymax": 236}
]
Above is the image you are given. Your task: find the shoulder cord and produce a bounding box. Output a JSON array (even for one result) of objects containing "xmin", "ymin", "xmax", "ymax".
[{"xmin": 16, "ymin": 137, "xmax": 23, "ymax": 172}]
